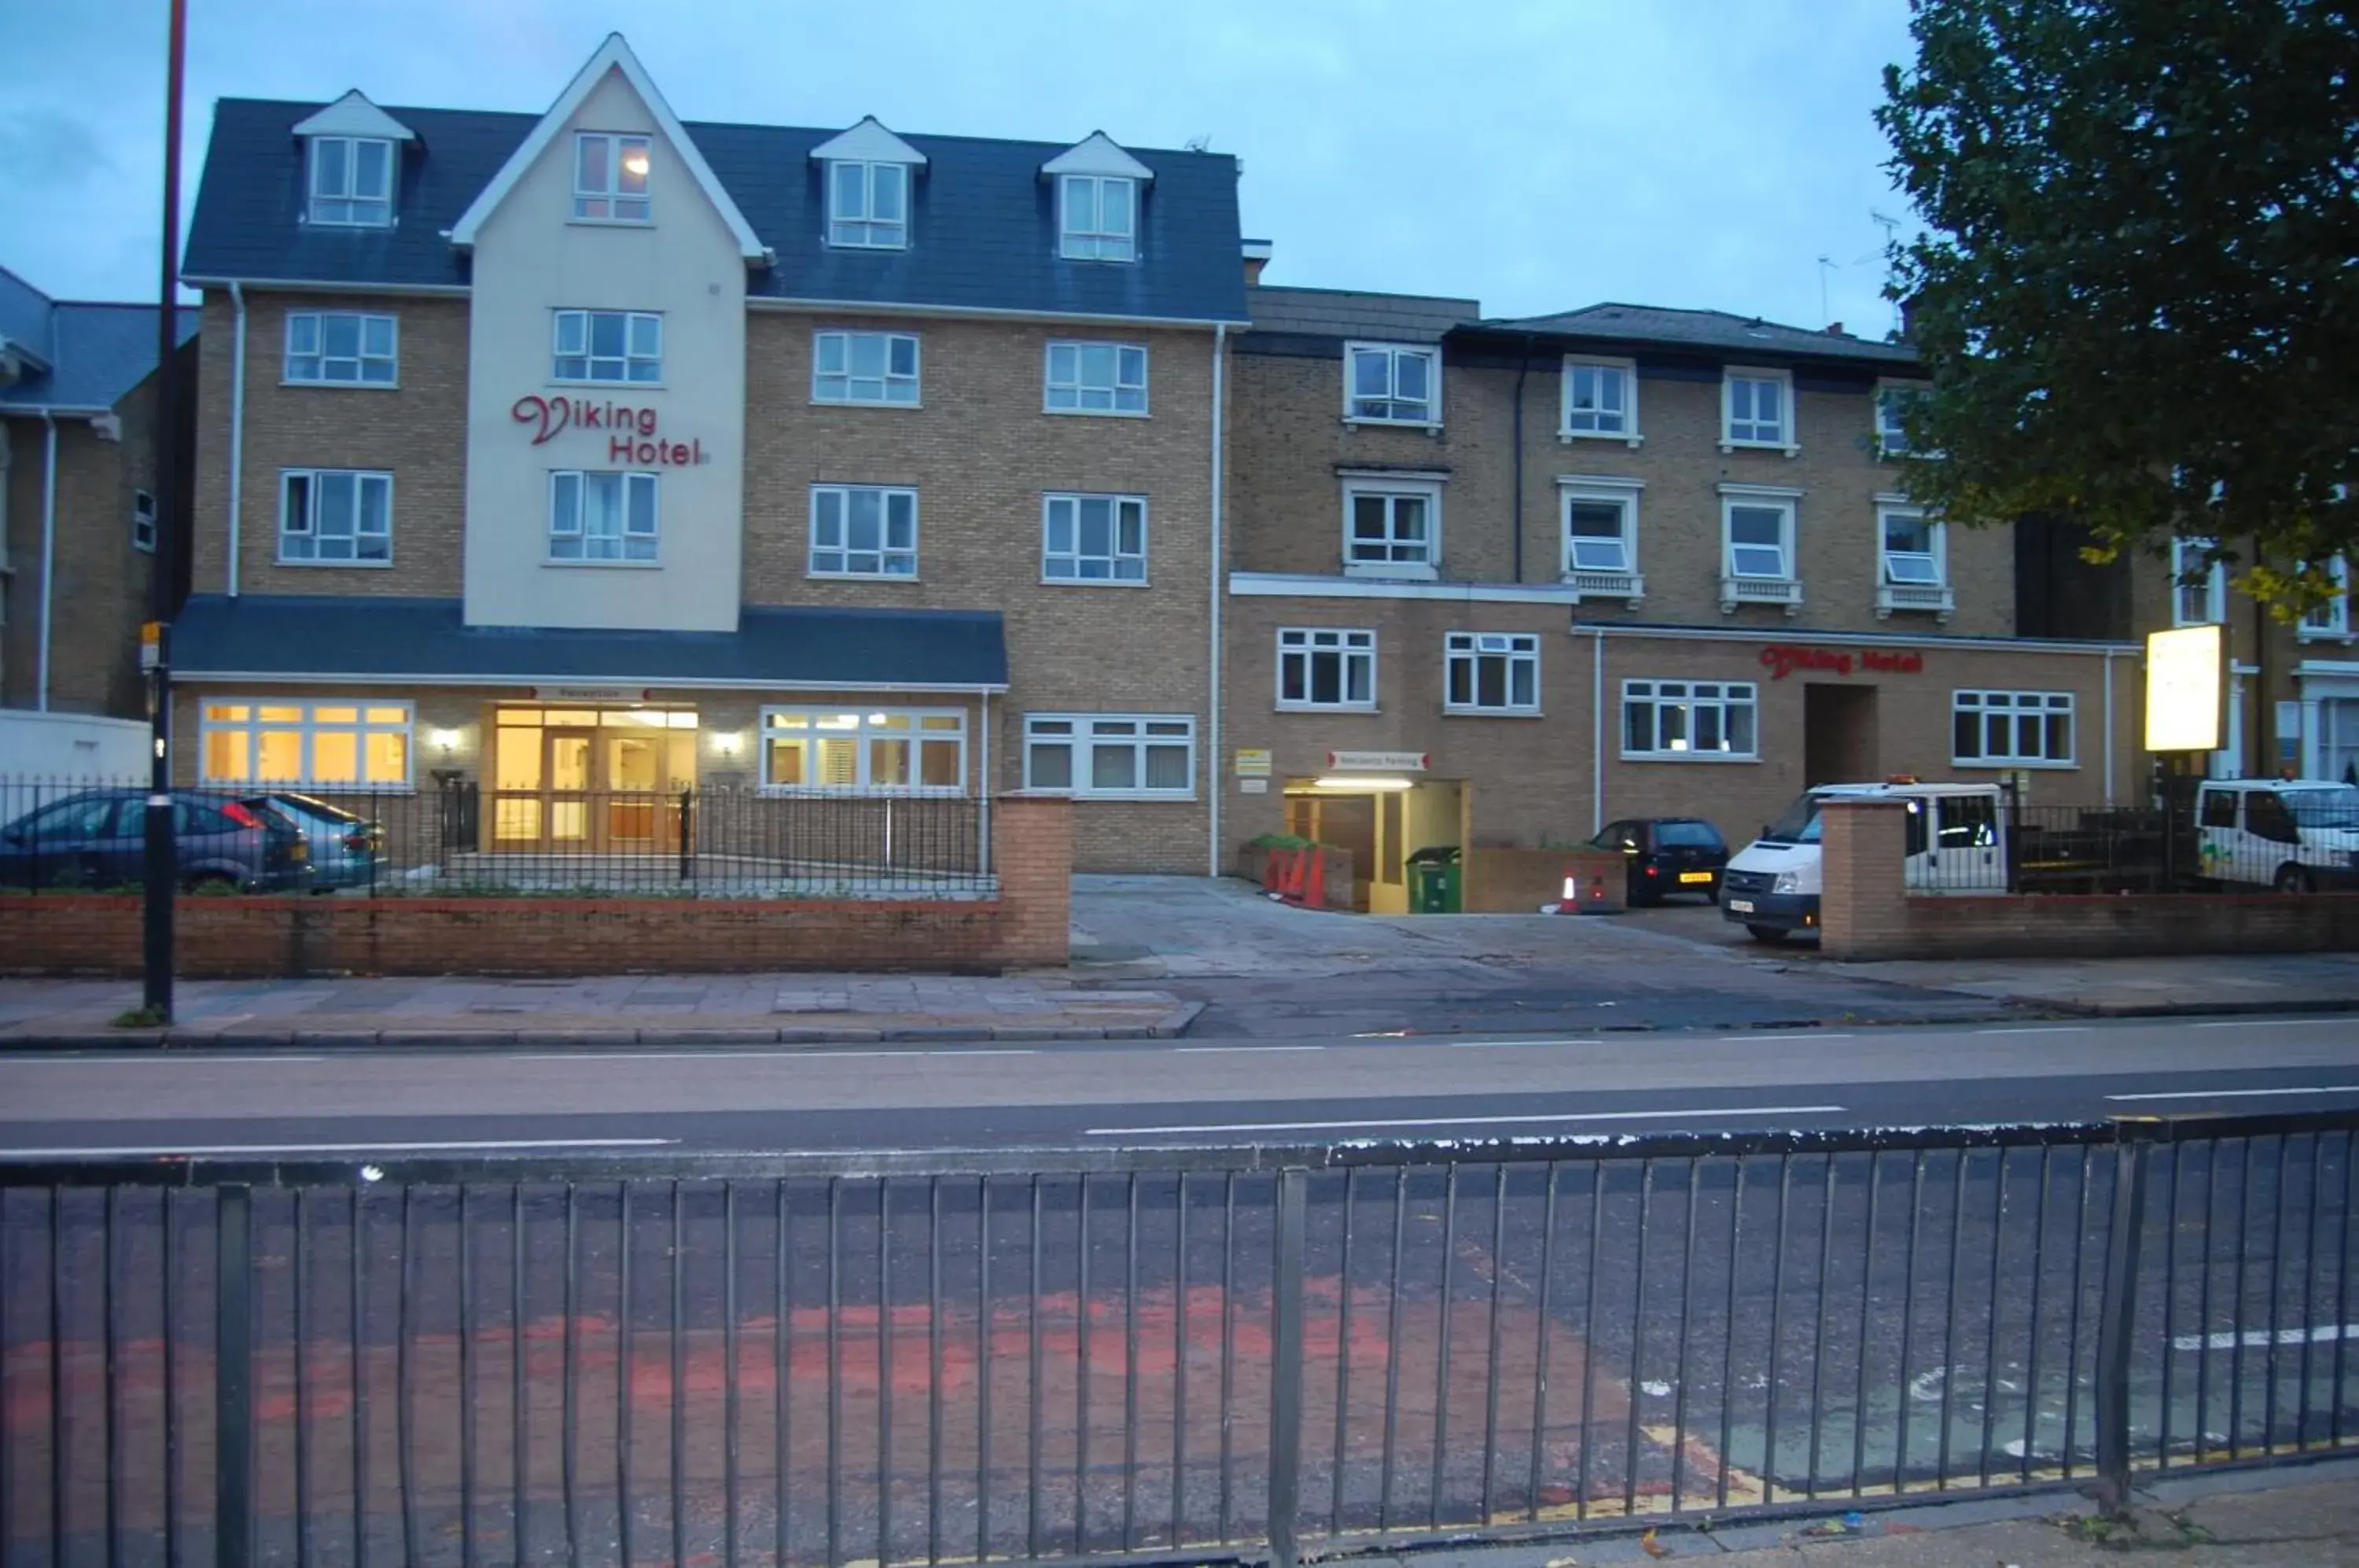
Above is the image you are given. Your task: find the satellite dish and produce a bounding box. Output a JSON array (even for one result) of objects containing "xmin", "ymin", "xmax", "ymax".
[{"xmin": 1184, "ymin": 134, "xmax": 1212, "ymax": 153}]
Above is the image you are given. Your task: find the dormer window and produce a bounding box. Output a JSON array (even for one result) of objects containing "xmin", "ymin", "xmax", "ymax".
[
  {"xmin": 829, "ymin": 161, "xmax": 908, "ymax": 249},
  {"xmin": 307, "ymin": 137, "xmax": 392, "ymax": 227},
  {"xmin": 1059, "ymin": 175, "xmax": 1135, "ymax": 262},
  {"xmin": 574, "ymin": 133, "xmax": 651, "ymax": 223}
]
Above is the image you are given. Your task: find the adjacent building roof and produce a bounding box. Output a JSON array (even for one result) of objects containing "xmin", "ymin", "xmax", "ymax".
[
  {"xmin": 0, "ymin": 267, "xmax": 197, "ymax": 413},
  {"xmin": 1475, "ymin": 302, "xmax": 1919, "ymax": 368},
  {"xmin": 186, "ymin": 79, "xmax": 1248, "ymax": 323},
  {"xmin": 171, "ymin": 595, "xmax": 1011, "ymax": 690},
  {"xmin": 1245, "ymin": 285, "xmax": 1483, "ymax": 344}
]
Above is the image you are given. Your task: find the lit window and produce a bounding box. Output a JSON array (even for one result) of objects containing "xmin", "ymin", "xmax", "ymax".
[
  {"xmin": 279, "ymin": 469, "xmax": 392, "ymax": 564},
  {"xmin": 828, "ymin": 160, "xmax": 909, "ymax": 248},
  {"xmin": 548, "ymin": 470, "xmax": 659, "ymax": 563},
  {"xmin": 1343, "ymin": 477, "xmax": 1441, "ymax": 576},
  {"xmin": 810, "ymin": 485, "xmax": 918, "ymax": 577},
  {"xmin": 554, "ymin": 310, "xmax": 661, "ymax": 383},
  {"xmin": 574, "ymin": 132, "xmax": 652, "ymax": 223},
  {"xmin": 812, "ymin": 331, "xmax": 919, "ymax": 404},
  {"xmin": 307, "ymin": 137, "xmax": 393, "ymax": 226},
  {"xmin": 1622, "ymin": 680, "xmax": 1759, "ymax": 760},
  {"xmin": 1059, "ymin": 174, "xmax": 1136, "ymax": 261},
  {"xmin": 132, "ymin": 490, "xmax": 156, "ymax": 553},
  {"xmin": 1444, "ymin": 632, "xmax": 1540, "ymax": 715},
  {"xmin": 760, "ymin": 708, "xmax": 965, "ymax": 793},
  {"xmin": 1045, "ymin": 341, "xmax": 1147, "ymax": 414},
  {"xmin": 1277, "ymin": 628, "xmax": 1375, "ymax": 710},
  {"xmin": 1724, "ymin": 368, "xmax": 1792, "ymax": 448},
  {"xmin": 285, "ymin": 313, "xmax": 397, "ymax": 385},
  {"xmin": 1345, "ymin": 343, "xmax": 1438, "ymax": 424},
  {"xmin": 1024, "ymin": 713, "xmax": 1194, "ymax": 797},
  {"xmin": 201, "ymin": 700, "xmax": 412, "ymax": 789},
  {"xmin": 1042, "ymin": 494, "xmax": 1146, "ymax": 582},
  {"xmin": 1562, "ymin": 356, "xmax": 1636, "ymax": 440},
  {"xmin": 1953, "ymin": 690, "xmax": 2075, "ymax": 766}
]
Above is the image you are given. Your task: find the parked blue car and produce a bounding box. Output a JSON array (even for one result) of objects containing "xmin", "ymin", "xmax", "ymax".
[{"xmin": 0, "ymin": 788, "xmax": 308, "ymax": 891}]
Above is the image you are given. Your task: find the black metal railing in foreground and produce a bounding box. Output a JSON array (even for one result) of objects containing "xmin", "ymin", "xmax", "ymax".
[
  {"xmin": 0, "ymin": 778, "xmax": 992, "ymax": 899},
  {"xmin": 1903, "ymin": 797, "xmax": 2355, "ymax": 896},
  {"xmin": 2, "ymin": 1113, "xmax": 2354, "ymax": 1568}
]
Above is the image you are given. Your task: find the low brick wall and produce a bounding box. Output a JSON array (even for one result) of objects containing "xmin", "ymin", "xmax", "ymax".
[
  {"xmin": 0, "ymin": 797, "xmax": 1072, "ymax": 977},
  {"xmin": 1820, "ymin": 798, "xmax": 2359, "ymax": 959},
  {"xmin": 1465, "ymin": 848, "xmax": 1628, "ymax": 914}
]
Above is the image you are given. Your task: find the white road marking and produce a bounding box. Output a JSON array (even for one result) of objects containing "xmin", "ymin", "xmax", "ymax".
[
  {"xmin": 920, "ymin": 1048, "xmax": 1037, "ymax": 1057},
  {"xmin": 1082, "ymin": 1105, "xmax": 1846, "ymax": 1137},
  {"xmin": 2191, "ymin": 1018, "xmax": 2340, "ymax": 1029},
  {"xmin": 0, "ymin": 1137, "xmax": 679, "ymax": 1158},
  {"xmin": 1173, "ymin": 1044, "xmax": 1324, "ymax": 1054},
  {"xmin": 1, "ymin": 1055, "xmax": 328, "ymax": 1065},
  {"xmin": 1974, "ymin": 1026, "xmax": 2092, "ymax": 1035},
  {"xmin": 1448, "ymin": 1038, "xmax": 1608, "ymax": 1049},
  {"xmin": 508, "ymin": 1047, "xmax": 1036, "ymax": 1062},
  {"xmin": 2106, "ymin": 1084, "xmax": 2359, "ymax": 1102},
  {"xmin": 2173, "ymin": 1324, "xmax": 2359, "ymax": 1351},
  {"xmin": 1717, "ymin": 1032, "xmax": 1854, "ymax": 1043}
]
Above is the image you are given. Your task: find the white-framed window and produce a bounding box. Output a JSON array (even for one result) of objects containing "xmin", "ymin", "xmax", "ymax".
[
  {"xmin": 307, "ymin": 136, "xmax": 393, "ymax": 226},
  {"xmin": 1024, "ymin": 713, "xmax": 1195, "ymax": 797},
  {"xmin": 810, "ymin": 485, "xmax": 918, "ymax": 578},
  {"xmin": 132, "ymin": 490, "xmax": 156, "ymax": 553},
  {"xmin": 1621, "ymin": 679, "xmax": 1759, "ymax": 760},
  {"xmin": 1042, "ymin": 494, "xmax": 1146, "ymax": 583},
  {"xmin": 554, "ymin": 310, "xmax": 661, "ymax": 384},
  {"xmin": 1559, "ymin": 477, "xmax": 1641, "ymax": 580},
  {"xmin": 760, "ymin": 708, "xmax": 965, "ymax": 793},
  {"xmin": 201, "ymin": 699, "xmax": 413, "ymax": 790},
  {"xmin": 1045, "ymin": 341, "xmax": 1148, "ymax": 414},
  {"xmin": 573, "ymin": 132, "xmax": 651, "ymax": 223},
  {"xmin": 1878, "ymin": 504, "xmax": 1945, "ymax": 586},
  {"xmin": 2300, "ymin": 557, "xmax": 2352, "ymax": 640},
  {"xmin": 1342, "ymin": 475, "xmax": 1441, "ymax": 577},
  {"xmin": 1444, "ymin": 632, "xmax": 1540, "ymax": 715},
  {"xmin": 1723, "ymin": 366, "xmax": 1794, "ymax": 450},
  {"xmin": 279, "ymin": 469, "xmax": 392, "ymax": 564},
  {"xmin": 1953, "ymin": 690, "xmax": 2076, "ymax": 766},
  {"xmin": 1561, "ymin": 356, "xmax": 1638, "ymax": 443},
  {"xmin": 1058, "ymin": 174, "xmax": 1137, "ymax": 261},
  {"xmin": 1344, "ymin": 342, "xmax": 1439, "ymax": 425},
  {"xmin": 284, "ymin": 312, "xmax": 397, "ymax": 385},
  {"xmin": 1722, "ymin": 492, "xmax": 1796, "ymax": 580},
  {"xmin": 1876, "ymin": 381, "xmax": 1925, "ymax": 457},
  {"xmin": 2172, "ymin": 537, "xmax": 2227, "ymax": 625},
  {"xmin": 1277, "ymin": 628, "xmax": 1376, "ymax": 710},
  {"xmin": 813, "ymin": 330, "xmax": 919, "ymax": 405},
  {"xmin": 827, "ymin": 160, "xmax": 909, "ymax": 248},
  {"xmin": 548, "ymin": 470, "xmax": 659, "ymax": 563}
]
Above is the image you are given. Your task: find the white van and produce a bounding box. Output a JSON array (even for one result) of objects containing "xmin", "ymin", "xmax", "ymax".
[
  {"xmin": 1719, "ymin": 781, "xmax": 2008, "ymax": 944},
  {"xmin": 2193, "ymin": 779, "xmax": 2359, "ymax": 893}
]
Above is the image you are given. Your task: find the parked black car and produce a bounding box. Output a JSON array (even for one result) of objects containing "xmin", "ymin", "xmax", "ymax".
[
  {"xmin": 0, "ymin": 789, "xmax": 308, "ymax": 892},
  {"xmin": 1588, "ymin": 817, "xmax": 1731, "ymax": 906}
]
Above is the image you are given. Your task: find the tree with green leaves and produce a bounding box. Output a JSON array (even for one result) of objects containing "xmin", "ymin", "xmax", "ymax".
[{"xmin": 1878, "ymin": 0, "xmax": 2359, "ymax": 609}]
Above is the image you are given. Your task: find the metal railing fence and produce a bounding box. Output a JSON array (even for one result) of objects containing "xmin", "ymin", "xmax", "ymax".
[
  {"xmin": 0, "ymin": 778, "xmax": 992, "ymax": 900},
  {"xmin": 1, "ymin": 1113, "xmax": 2354, "ymax": 1568}
]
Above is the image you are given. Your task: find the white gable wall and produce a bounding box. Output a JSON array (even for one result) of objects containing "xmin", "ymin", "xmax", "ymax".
[{"xmin": 462, "ymin": 64, "xmax": 748, "ymax": 632}]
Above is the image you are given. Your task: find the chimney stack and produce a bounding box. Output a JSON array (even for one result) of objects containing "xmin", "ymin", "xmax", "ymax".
[
  {"xmin": 1825, "ymin": 322, "xmax": 1845, "ymax": 337},
  {"xmin": 1242, "ymin": 238, "xmax": 1272, "ymax": 288}
]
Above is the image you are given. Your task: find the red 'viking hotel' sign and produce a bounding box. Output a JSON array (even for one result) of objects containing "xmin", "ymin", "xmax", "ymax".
[{"xmin": 511, "ymin": 395, "xmax": 705, "ymax": 466}]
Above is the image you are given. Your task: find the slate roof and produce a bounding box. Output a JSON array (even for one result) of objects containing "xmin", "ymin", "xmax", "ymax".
[
  {"xmin": 184, "ymin": 98, "xmax": 1249, "ymax": 324},
  {"xmin": 1475, "ymin": 302, "xmax": 1919, "ymax": 368},
  {"xmin": 1246, "ymin": 285, "xmax": 1482, "ymax": 343},
  {"xmin": 171, "ymin": 595, "xmax": 1010, "ymax": 689},
  {"xmin": 0, "ymin": 267, "xmax": 197, "ymax": 413}
]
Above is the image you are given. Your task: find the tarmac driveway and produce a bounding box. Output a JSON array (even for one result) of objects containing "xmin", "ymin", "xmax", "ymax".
[{"xmin": 1067, "ymin": 876, "xmax": 2011, "ymax": 1038}]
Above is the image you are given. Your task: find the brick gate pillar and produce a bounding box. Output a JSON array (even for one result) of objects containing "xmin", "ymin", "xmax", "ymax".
[
  {"xmin": 1820, "ymin": 797, "xmax": 1910, "ymax": 961},
  {"xmin": 992, "ymin": 795, "xmax": 1074, "ymax": 969}
]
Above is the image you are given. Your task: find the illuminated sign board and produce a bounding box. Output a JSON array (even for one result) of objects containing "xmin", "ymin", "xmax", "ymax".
[{"xmin": 2144, "ymin": 624, "xmax": 2224, "ymax": 752}]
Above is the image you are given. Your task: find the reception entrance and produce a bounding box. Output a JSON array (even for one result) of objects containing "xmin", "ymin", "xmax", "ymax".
[{"xmin": 488, "ymin": 705, "xmax": 698, "ymax": 852}]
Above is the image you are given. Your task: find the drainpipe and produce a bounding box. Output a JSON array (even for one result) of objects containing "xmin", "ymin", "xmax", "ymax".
[
  {"xmin": 37, "ymin": 413, "xmax": 57, "ymax": 710},
  {"xmin": 1510, "ymin": 334, "xmax": 1536, "ymax": 583},
  {"xmin": 1589, "ymin": 626, "xmax": 1606, "ymax": 834},
  {"xmin": 2102, "ymin": 647, "xmax": 2117, "ymax": 805},
  {"xmin": 2251, "ymin": 566, "xmax": 2270, "ymax": 775},
  {"xmin": 226, "ymin": 281, "xmax": 247, "ymax": 595},
  {"xmin": 1208, "ymin": 322, "xmax": 1227, "ymax": 877}
]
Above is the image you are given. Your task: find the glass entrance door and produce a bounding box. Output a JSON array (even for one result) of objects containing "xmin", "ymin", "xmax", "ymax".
[
  {"xmin": 486, "ymin": 706, "xmax": 698, "ymax": 852},
  {"xmin": 546, "ymin": 729, "xmax": 595, "ymax": 847}
]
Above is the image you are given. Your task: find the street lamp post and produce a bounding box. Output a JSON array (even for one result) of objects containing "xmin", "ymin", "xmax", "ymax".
[{"xmin": 142, "ymin": 0, "xmax": 188, "ymax": 1020}]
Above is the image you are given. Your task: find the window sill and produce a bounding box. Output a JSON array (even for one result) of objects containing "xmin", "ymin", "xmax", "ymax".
[
  {"xmin": 1276, "ymin": 702, "xmax": 1378, "ymax": 715},
  {"xmin": 1718, "ymin": 440, "xmax": 1801, "ymax": 458},
  {"xmin": 1951, "ymin": 759, "xmax": 2081, "ymax": 771},
  {"xmin": 301, "ymin": 217, "xmax": 396, "ymax": 231},
  {"xmin": 1443, "ymin": 707, "xmax": 1543, "ymax": 720},
  {"xmin": 1018, "ymin": 790, "xmax": 1198, "ymax": 803},
  {"xmin": 1043, "ymin": 405, "xmax": 1152, "ymax": 419},
  {"xmin": 1343, "ymin": 417, "xmax": 1443, "ymax": 432},
  {"xmin": 1040, "ymin": 576, "xmax": 1151, "ymax": 588},
  {"xmin": 568, "ymin": 217, "xmax": 656, "ymax": 230},
  {"xmin": 825, "ymin": 239, "xmax": 911, "ymax": 252},
  {"xmin": 1559, "ymin": 430, "xmax": 1643, "ymax": 449},
  {"xmin": 550, "ymin": 377, "xmax": 668, "ymax": 391},
  {"xmin": 1343, "ymin": 563, "xmax": 1439, "ymax": 583},
  {"xmin": 280, "ymin": 379, "xmax": 401, "ymax": 392},
  {"xmin": 1720, "ymin": 577, "xmax": 1805, "ymax": 616},
  {"xmin": 2297, "ymin": 629, "xmax": 2357, "ymax": 646},
  {"xmin": 232, "ymin": 782, "xmax": 419, "ymax": 795},
  {"xmin": 1057, "ymin": 252, "xmax": 1140, "ymax": 266},
  {"xmin": 1621, "ymin": 752, "xmax": 1760, "ymax": 764},
  {"xmin": 276, "ymin": 555, "xmax": 394, "ymax": 568},
  {"xmin": 811, "ymin": 398, "xmax": 924, "ymax": 411},
  {"xmin": 759, "ymin": 786, "xmax": 969, "ymax": 799},
  {"xmin": 545, "ymin": 558, "xmax": 662, "ymax": 569},
  {"xmin": 808, "ymin": 570, "xmax": 921, "ymax": 582}
]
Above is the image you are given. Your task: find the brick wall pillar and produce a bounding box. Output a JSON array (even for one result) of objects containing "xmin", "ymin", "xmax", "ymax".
[
  {"xmin": 1820, "ymin": 797, "xmax": 1910, "ymax": 961},
  {"xmin": 992, "ymin": 794, "xmax": 1073, "ymax": 969}
]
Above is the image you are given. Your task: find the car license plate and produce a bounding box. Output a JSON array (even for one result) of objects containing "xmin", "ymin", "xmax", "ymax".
[
  {"xmin": 1679, "ymin": 870, "xmax": 1713, "ymax": 884},
  {"xmin": 1726, "ymin": 898, "xmax": 1755, "ymax": 914}
]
